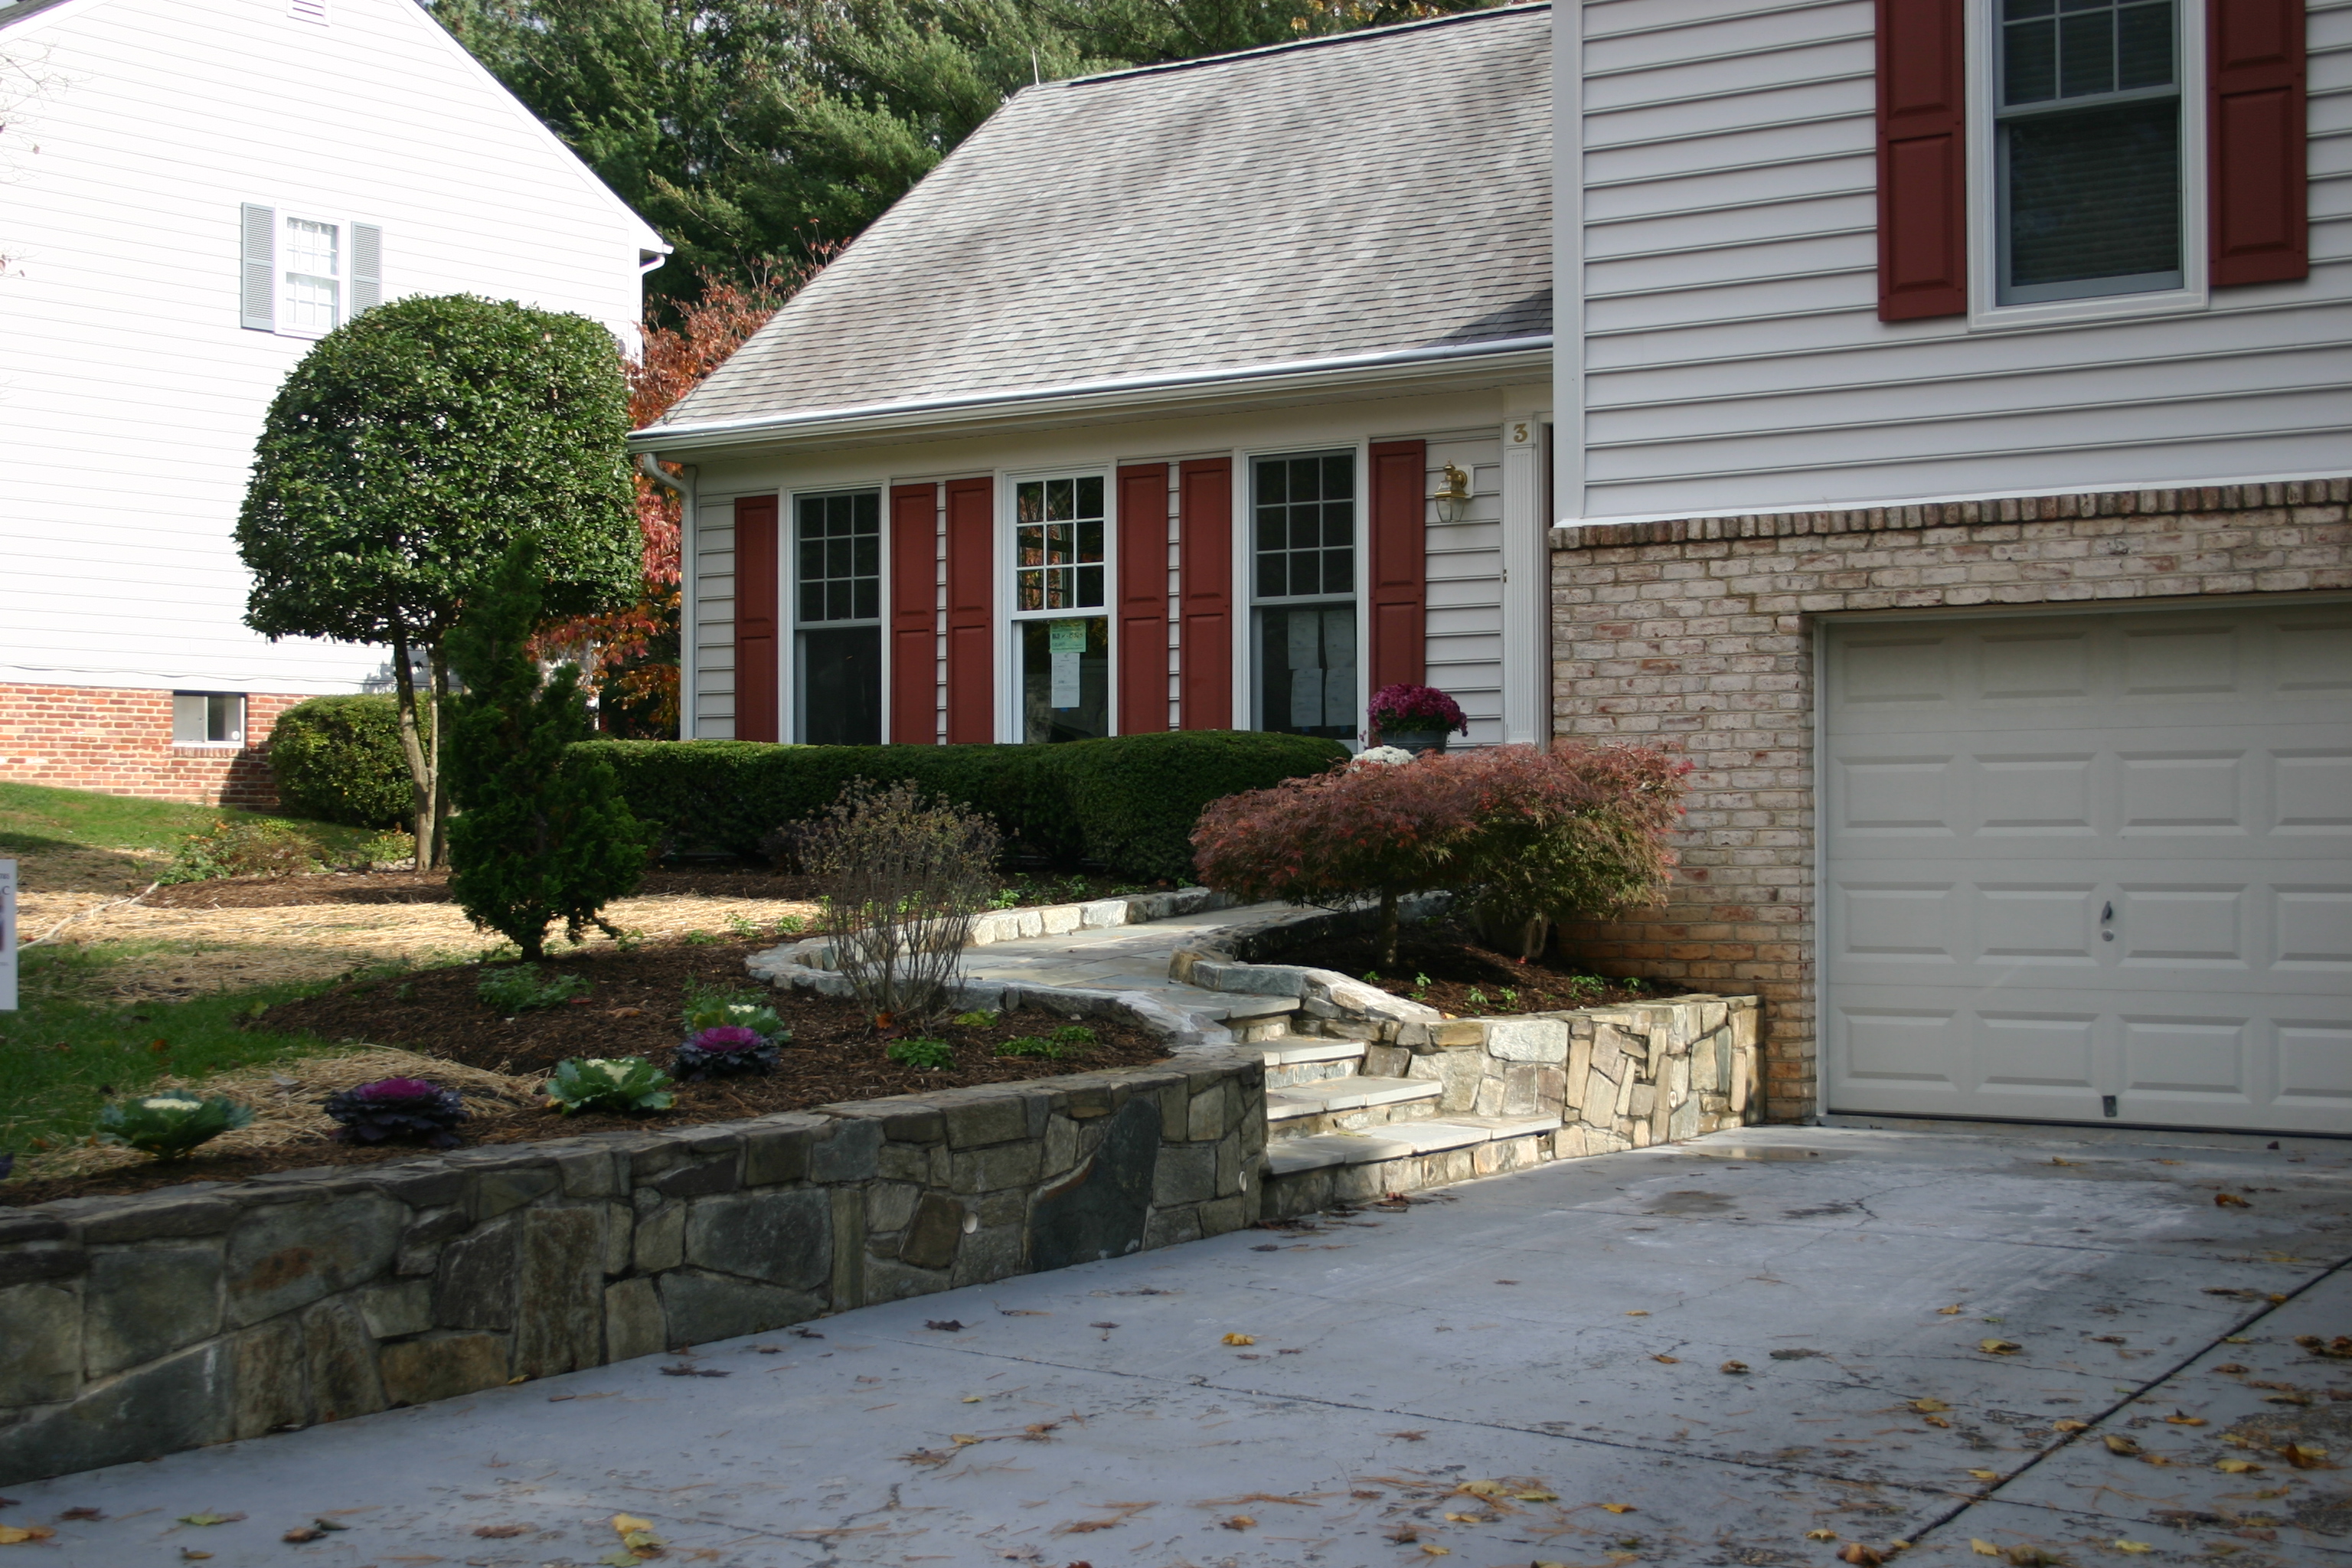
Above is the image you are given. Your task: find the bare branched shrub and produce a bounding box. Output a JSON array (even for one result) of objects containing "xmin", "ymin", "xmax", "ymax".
[{"xmin": 799, "ymin": 779, "xmax": 1000, "ymax": 1024}]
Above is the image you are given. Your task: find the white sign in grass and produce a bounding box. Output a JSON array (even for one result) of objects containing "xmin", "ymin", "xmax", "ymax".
[{"xmin": 0, "ymin": 858, "xmax": 15, "ymax": 1011}]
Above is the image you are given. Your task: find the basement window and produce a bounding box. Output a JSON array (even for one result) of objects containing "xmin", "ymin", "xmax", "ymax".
[{"xmin": 172, "ymin": 693, "xmax": 247, "ymax": 746}]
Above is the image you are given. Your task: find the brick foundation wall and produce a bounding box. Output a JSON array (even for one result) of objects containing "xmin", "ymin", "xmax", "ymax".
[
  {"xmin": 0, "ymin": 684, "xmax": 310, "ymax": 809},
  {"xmin": 1546, "ymin": 479, "xmax": 2352, "ymax": 1123}
]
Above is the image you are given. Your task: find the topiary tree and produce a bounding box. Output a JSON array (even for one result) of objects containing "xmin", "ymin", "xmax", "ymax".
[
  {"xmin": 266, "ymin": 695, "xmax": 417, "ymax": 828},
  {"xmin": 237, "ymin": 294, "xmax": 640, "ymax": 869},
  {"xmin": 444, "ymin": 541, "xmax": 650, "ymax": 962}
]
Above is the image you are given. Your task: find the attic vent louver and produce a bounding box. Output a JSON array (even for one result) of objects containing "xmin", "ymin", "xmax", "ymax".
[{"xmin": 289, "ymin": 0, "xmax": 328, "ymax": 24}]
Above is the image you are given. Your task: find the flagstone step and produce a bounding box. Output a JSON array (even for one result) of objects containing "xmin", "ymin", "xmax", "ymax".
[
  {"xmin": 1264, "ymin": 1075, "xmax": 1441, "ymax": 1131},
  {"xmin": 1265, "ymin": 1116, "xmax": 1561, "ymax": 1176},
  {"xmin": 1260, "ymin": 1037, "xmax": 1365, "ymax": 1088}
]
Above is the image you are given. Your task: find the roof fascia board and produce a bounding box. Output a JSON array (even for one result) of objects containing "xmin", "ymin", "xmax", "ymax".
[
  {"xmin": 635, "ymin": 337, "xmax": 1555, "ymax": 456},
  {"xmin": 0, "ymin": 0, "xmax": 113, "ymax": 40}
]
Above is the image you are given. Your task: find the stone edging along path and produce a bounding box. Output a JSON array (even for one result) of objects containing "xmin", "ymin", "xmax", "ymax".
[{"xmin": 0, "ymin": 889, "xmax": 1753, "ymax": 1487}]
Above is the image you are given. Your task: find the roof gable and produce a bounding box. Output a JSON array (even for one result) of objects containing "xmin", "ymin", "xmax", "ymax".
[{"xmin": 662, "ymin": 4, "xmax": 1551, "ymax": 433}]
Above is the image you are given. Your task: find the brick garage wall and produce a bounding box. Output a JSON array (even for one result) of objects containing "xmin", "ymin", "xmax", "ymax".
[
  {"xmin": 0, "ymin": 684, "xmax": 310, "ymax": 809},
  {"xmin": 1546, "ymin": 479, "xmax": 2352, "ymax": 1123}
]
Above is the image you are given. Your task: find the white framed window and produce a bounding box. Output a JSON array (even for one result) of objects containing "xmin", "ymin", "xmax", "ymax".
[
  {"xmin": 1968, "ymin": 0, "xmax": 2206, "ymax": 325},
  {"xmin": 240, "ymin": 204, "xmax": 384, "ymax": 335},
  {"xmin": 172, "ymin": 693, "xmax": 246, "ymax": 746},
  {"xmin": 1008, "ymin": 473, "xmax": 1110, "ymax": 744},
  {"xmin": 1250, "ymin": 449, "xmax": 1359, "ymax": 742}
]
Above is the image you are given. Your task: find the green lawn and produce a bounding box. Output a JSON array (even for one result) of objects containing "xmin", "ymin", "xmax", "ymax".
[{"xmin": 0, "ymin": 779, "xmax": 376, "ymax": 894}]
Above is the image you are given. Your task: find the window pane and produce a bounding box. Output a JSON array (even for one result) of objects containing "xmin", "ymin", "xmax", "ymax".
[
  {"xmin": 2004, "ymin": 17, "xmax": 2057, "ymax": 103},
  {"xmin": 798, "ymin": 626, "xmax": 880, "ymax": 745},
  {"xmin": 1252, "ymin": 454, "xmax": 1355, "ymax": 605},
  {"xmin": 794, "ymin": 490, "xmax": 881, "ymax": 626},
  {"xmin": 2117, "ymin": 2, "xmax": 2171, "ymax": 88},
  {"xmin": 2057, "ymin": 9, "xmax": 2115, "ymax": 96},
  {"xmin": 1020, "ymin": 616, "xmax": 1109, "ymax": 743},
  {"xmin": 1256, "ymin": 604, "xmax": 1356, "ymax": 740},
  {"xmin": 2005, "ymin": 97, "xmax": 2180, "ymax": 290}
]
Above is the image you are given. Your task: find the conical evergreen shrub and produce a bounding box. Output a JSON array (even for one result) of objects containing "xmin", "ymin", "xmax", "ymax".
[{"xmin": 445, "ymin": 542, "xmax": 649, "ymax": 960}]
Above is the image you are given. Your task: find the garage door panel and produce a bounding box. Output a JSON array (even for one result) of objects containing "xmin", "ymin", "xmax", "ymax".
[{"xmin": 1823, "ymin": 599, "xmax": 2351, "ymax": 1135}]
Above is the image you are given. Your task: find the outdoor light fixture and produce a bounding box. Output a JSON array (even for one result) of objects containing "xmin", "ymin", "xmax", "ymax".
[{"xmin": 1428, "ymin": 462, "xmax": 1473, "ymax": 524}]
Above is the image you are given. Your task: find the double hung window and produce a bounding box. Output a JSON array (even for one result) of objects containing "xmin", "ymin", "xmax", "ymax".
[
  {"xmin": 283, "ymin": 217, "xmax": 342, "ymax": 334},
  {"xmin": 1012, "ymin": 475, "xmax": 1109, "ymax": 743},
  {"xmin": 1251, "ymin": 452, "xmax": 1357, "ymax": 742},
  {"xmin": 794, "ymin": 491, "xmax": 883, "ymax": 745},
  {"xmin": 1995, "ymin": 0, "xmax": 2183, "ymax": 303}
]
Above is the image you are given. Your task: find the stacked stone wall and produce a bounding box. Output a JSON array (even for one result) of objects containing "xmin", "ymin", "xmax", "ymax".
[
  {"xmin": 1547, "ymin": 479, "xmax": 2352, "ymax": 1122},
  {"xmin": 0, "ymin": 1059, "xmax": 1262, "ymax": 1486}
]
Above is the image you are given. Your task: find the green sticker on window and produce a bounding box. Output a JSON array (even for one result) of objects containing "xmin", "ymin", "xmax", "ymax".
[{"xmin": 1048, "ymin": 619, "xmax": 1087, "ymax": 653}]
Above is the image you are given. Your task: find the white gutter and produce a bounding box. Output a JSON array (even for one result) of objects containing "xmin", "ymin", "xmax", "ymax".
[{"xmin": 630, "ymin": 335, "xmax": 1554, "ymax": 454}]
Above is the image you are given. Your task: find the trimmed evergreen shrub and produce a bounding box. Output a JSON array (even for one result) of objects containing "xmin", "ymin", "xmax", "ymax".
[
  {"xmin": 267, "ymin": 694, "xmax": 417, "ymax": 828},
  {"xmin": 445, "ymin": 543, "xmax": 650, "ymax": 961},
  {"xmin": 573, "ymin": 729, "xmax": 1344, "ymax": 882}
]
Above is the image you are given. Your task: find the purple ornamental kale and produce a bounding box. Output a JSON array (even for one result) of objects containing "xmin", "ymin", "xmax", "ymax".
[
  {"xmin": 322, "ymin": 1076, "xmax": 469, "ymax": 1148},
  {"xmin": 673, "ymin": 1024, "xmax": 781, "ymax": 1082}
]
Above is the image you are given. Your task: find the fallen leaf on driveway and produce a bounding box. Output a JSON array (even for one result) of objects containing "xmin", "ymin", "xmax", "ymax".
[
  {"xmin": 283, "ymin": 1527, "xmax": 325, "ymax": 1543},
  {"xmin": 1938, "ymin": 1305, "xmax": 1965, "ymax": 1315},
  {"xmin": 2282, "ymin": 1442, "xmax": 2334, "ymax": 1469},
  {"xmin": 1838, "ymin": 1545, "xmax": 1885, "ymax": 1566},
  {"xmin": 1514, "ymin": 1489, "xmax": 1559, "ymax": 1502},
  {"xmin": 0, "ymin": 1526, "xmax": 57, "ymax": 1546},
  {"xmin": 1979, "ymin": 1339, "xmax": 2022, "ymax": 1355},
  {"xmin": 901, "ymin": 1448, "xmax": 953, "ymax": 1466},
  {"xmin": 2103, "ymin": 1435, "xmax": 2142, "ymax": 1456},
  {"xmin": 2214, "ymin": 1192, "xmax": 2251, "ymax": 1208},
  {"xmin": 1419, "ymin": 1547, "xmax": 1449, "ymax": 1557},
  {"xmin": 659, "ymin": 1363, "xmax": 728, "ymax": 1377},
  {"xmin": 1651, "ymin": 1354, "xmax": 1679, "ymax": 1364},
  {"xmin": 2298, "ymin": 1335, "xmax": 2352, "ymax": 1361},
  {"xmin": 1220, "ymin": 1334, "xmax": 1255, "ymax": 1346},
  {"xmin": 998, "ymin": 1309, "xmax": 1048, "ymax": 1317},
  {"xmin": 2053, "ymin": 1419, "xmax": 2090, "ymax": 1433},
  {"xmin": 2164, "ymin": 1413, "xmax": 2207, "ymax": 1426},
  {"xmin": 2112, "ymin": 1543, "xmax": 2152, "ymax": 1554},
  {"xmin": 926, "ymin": 1320, "xmax": 965, "ymax": 1332},
  {"xmin": 1970, "ymin": 1541, "xmax": 2000, "ymax": 1557},
  {"xmin": 1218, "ymin": 1515, "xmax": 1255, "ymax": 1530},
  {"xmin": 2216, "ymin": 1459, "xmax": 2262, "ymax": 1474},
  {"xmin": 951, "ymin": 1433, "xmax": 982, "ymax": 1446},
  {"xmin": 1387, "ymin": 1430, "xmax": 1427, "ymax": 1442},
  {"xmin": 1967, "ymin": 1469, "xmax": 1999, "ymax": 1481},
  {"xmin": 2214, "ymin": 1363, "xmax": 2250, "ymax": 1374},
  {"xmin": 177, "ymin": 1513, "xmax": 245, "ymax": 1527},
  {"xmin": 1442, "ymin": 1512, "xmax": 1486, "ymax": 1523},
  {"xmin": 1806, "ymin": 1528, "xmax": 1839, "ymax": 1540},
  {"xmin": 1911, "ymin": 1397, "xmax": 1949, "ymax": 1413},
  {"xmin": 57, "ymin": 1509, "xmax": 100, "ymax": 1522},
  {"xmin": 1599, "ymin": 1503, "xmax": 1635, "ymax": 1514},
  {"xmin": 1720, "ymin": 1361, "xmax": 1749, "ymax": 1374},
  {"xmin": 178, "ymin": 1553, "xmax": 211, "ymax": 1562},
  {"xmin": 1624, "ymin": 1309, "xmax": 1649, "ymax": 1316},
  {"xmin": 474, "ymin": 1524, "xmax": 530, "ymax": 1537},
  {"xmin": 2004, "ymin": 1548, "xmax": 2060, "ymax": 1566}
]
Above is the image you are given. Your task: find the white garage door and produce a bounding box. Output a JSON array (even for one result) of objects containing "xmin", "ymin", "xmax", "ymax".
[{"xmin": 1821, "ymin": 600, "xmax": 2352, "ymax": 1135}]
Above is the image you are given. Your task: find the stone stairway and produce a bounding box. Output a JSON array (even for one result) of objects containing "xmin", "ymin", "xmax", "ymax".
[{"xmin": 1257, "ymin": 1030, "xmax": 1560, "ymax": 1218}]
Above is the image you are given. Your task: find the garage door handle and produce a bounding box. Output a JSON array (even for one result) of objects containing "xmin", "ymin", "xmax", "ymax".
[{"xmin": 2101, "ymin": 901, "xmax": 2115, "ymax": 941}]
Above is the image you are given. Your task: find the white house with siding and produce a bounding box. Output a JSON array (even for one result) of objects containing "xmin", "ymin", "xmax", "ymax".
[
  {"xmin": 0, "ymin": 0, "xmax": 665, "ymax": 805},
  {"xmin": 640, "ymin": 0, "xmax": 2347, "ymax": 1141}
]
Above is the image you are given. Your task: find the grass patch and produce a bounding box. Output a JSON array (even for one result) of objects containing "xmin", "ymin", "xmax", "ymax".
[
  {"xmin": 0, "ymin": 941, "xmax": 360, "ymax": 1171},
  {"xmin": 0, "ymin": 779, "xmax": 376, "ymax": 894}
]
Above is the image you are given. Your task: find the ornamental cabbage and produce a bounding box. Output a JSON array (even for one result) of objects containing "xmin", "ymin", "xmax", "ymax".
[
  {"xmin": 544, "ymin": 1056, "xmax": 675, "ymax": 1115},
  {"xmin": 322, "ymin": 1076, "xmax": 469, "ymax": 1148},
  {"xmin": 674, "ymin": 1024, "xmax": 782, "ymax": 1081},
  {"xmin": 96, "ymin": 1094, "xmax": 254, "ymax": 1158}
]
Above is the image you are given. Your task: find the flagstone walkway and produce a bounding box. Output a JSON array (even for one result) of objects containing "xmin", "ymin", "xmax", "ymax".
[{"xmin": 961, "ymin": 900, "xmax": 1299, "ymax": 1022}]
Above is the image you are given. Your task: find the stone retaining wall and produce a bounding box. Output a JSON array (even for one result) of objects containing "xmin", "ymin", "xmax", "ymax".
[{"xmin": 0, "ymin": 1057, "xmax": 1262, "ymax": 1487}]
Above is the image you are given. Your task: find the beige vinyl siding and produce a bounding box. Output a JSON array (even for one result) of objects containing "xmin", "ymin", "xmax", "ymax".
[
  {"xmin": 0, "ymin": 0, "xmax": 652, "ymax": 693},
  {"xmin": 1570, "ymin": 0, "xmax": 2352, "ymax": 522},
  {"xmin": 1420, "ymin": 433, "xmax": 1507, "ymax": 746},
  {"xmin": 693, "ymin": 517, "xmax": 738, "ymax": 737}
]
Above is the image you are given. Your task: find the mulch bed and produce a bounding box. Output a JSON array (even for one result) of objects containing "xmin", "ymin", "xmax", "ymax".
[
  {"xmin": 1273, "ymin": 918, "xmax": 1689, "ymax": 1016},
  {"xmin": 3, "ymin": 936, "xmax": 1173, "ymax": 1206},
  {"xmin": 140, "ymin": 866, "xmax": 822, "ymax": 910}
]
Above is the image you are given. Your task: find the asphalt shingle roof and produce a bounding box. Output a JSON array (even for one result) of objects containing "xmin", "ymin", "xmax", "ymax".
[{"xmin": 658, "ymin": 3, "xmax": 1551, "ymax": 432}]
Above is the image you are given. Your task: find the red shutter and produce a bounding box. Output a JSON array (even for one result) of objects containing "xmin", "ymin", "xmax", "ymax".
[
  {"xmin": 1116, "ymin": 464, "xmax": 1171, "ymax": 735},
  {"xmin": 943, "ymin": 476, "xmax": 995, "ymax": 744},
  {"xmin": 888, "ymin": 482, "xmax": 937, "ymax": 745},
  {"xmin": 1178, "ymin": 458, "xmax": 1233, "ymax": 730},
  {"xmin": 732, "ymin": 496, "xmax": 780, "ymax": 743},
  {"xmin": 1875, "ymin": 0, "xmax": 1968, "ymax": 320},
  {"xmin": 2210, "ymin": 0, "xmax": 2308, "ymax": 286},
  {"xmin": 1367, "ymin": 441, "xmax": 1426, "ymax": 694}
]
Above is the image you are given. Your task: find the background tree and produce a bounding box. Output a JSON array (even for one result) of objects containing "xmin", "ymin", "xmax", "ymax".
[
  {"xmin": 444, "ymin": 541, "xmax": 649, "ymax": 960},
  {"xmin": 237, "ymin": 294, "xmax": 640, "ymax": 867}
]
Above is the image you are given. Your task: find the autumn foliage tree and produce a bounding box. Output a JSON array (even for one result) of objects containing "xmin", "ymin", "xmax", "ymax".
[{"xmin": 1191, "ymin": 743, "xmax": 1689, "ymax": 965}]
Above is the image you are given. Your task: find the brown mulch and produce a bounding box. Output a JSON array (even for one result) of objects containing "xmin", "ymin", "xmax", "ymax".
[
  {"xmin": 139, "ymin": 866, "xmax": 822, "ymax": 910},
  {"xmin": 2, "ymin": 935, "xmax": 1171, "ymax": 1207},
  {"xmin": 1276, "ymin": 919, "xmax": 1689, "ymax": 1016}
]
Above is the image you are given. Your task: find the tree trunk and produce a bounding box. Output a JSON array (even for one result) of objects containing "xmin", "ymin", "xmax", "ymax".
[
  {"xmin": 1377, "ymin": 889, "xmax": 1400, "ymax": 969},
  {"xmin": 388, "ymin": 627, "xmax": 437, "ymax": 873},
  {"xmin": 426, "ymin": 642, "xmax": 452, "ymax": 868}
]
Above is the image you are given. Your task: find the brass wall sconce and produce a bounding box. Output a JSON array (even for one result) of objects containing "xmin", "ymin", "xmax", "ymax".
[{"xmin": 1429, "ymin": 462, "xmax": 1473, "ymax": 524}]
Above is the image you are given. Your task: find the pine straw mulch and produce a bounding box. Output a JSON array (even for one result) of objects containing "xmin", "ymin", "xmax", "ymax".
[
  {"xmin": 14, "ymin": 871, "xmax": 822, "ymax": 1001},
  {"xmin": 1275, "ymin": 918, "xmax": 1691, "ymax": 1017},
  {"xmin": 3, "ymin": 934, "xmax": 1173, "ymax": 1205}
]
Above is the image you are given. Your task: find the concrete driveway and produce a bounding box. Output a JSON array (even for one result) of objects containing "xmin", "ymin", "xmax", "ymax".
[{"xmin": 7, "ymin": 1124, "xmax": 2347, "ymax": 1568}]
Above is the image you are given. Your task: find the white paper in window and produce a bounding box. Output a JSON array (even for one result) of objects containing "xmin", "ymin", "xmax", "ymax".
[
  {"xmin": 1286, "ymin": 612, "xmax": 1319, "ymax": 672},
  {"xmin": 1048, "ymin": 621, "xmax": 1086, "ymax": 707},
  {"xmin": 1321, "ymin": 609, "xmax": 1356, "ymax": 727}
]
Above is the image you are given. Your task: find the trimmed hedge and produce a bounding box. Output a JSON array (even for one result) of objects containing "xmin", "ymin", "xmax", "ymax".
[
  {"xmin": 574, "ymin": 730, "xmax": 1347, "ymax": 882},
  {"xmin": 267, "ymin": 695, "xmax": 416, "ymax": 828}
]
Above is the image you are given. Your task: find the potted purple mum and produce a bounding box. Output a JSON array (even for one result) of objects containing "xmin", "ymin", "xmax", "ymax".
[
  {"xmin": 322, "ymin": 1076, "xmax": 469, "ymax": 1148},
  {"xmin": 1367, "ymin": 683, "xmax": 1468, "ymax": 754}
]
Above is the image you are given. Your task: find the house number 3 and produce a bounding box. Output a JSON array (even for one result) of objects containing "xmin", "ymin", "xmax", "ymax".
[{"xmin": 1510, "ymin": 422, "xmax": 1531, "ymax": 443}]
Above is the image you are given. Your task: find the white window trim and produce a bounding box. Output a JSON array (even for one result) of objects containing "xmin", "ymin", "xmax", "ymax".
[
  {"xmin": 278, "ymin": 211, "xmax": 346, "ymax": 340},
  {"xmin": 995, "ymin": 467, "xmax": 1116, "ymax": 744},
  {"xmin": 1238, "ymin": 441, "xmax": 1369, "ymax": 746},
  {"xmin": 171, "ymin": 692, "xmax": 247, "ymax": 749},
  {"xmin": 1964, "ymin": 0, "xmax": 2210, "ymax": 331}
]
